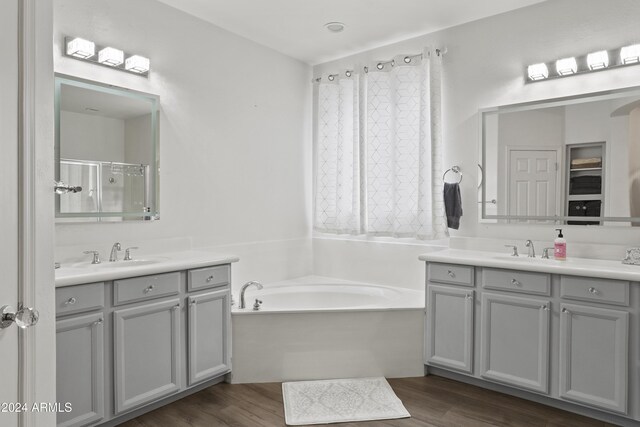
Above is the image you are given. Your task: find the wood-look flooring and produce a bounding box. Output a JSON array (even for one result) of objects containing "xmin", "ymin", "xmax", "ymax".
[{"xmin": 121, "ymin": 376, "xmax": 618, "ymax": 427}]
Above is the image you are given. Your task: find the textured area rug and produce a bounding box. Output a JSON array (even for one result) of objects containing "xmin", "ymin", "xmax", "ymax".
[{"xmin": 282, "ymin": 377, "xmax": 410, "ymax": 425}]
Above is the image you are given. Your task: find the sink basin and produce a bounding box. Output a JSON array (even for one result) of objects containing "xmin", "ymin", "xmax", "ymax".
[
  {"xmin": 96, "ymin": 259, "xmax": 167, "ymax": 268},
  {"xmin": 66, "ymin": 256, "xmax": 170, "ymax": 269},
  {"xmin": 492, "ymin": 255, "xmax": 559, "ymax": 263}
]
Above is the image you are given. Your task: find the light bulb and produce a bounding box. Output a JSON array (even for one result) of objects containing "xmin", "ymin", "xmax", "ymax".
[{"xmin": 527, "ymin": 63, "xmax": 549, "ymax": 80}]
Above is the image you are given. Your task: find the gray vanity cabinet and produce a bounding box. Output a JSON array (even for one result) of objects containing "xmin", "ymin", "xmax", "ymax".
[
  {"xmin": 425, "ymin": 284, "xmax": 474, "ymax": 373},
  {"xmin": 56, "ymin": 313, "xmax": 104, "ymax": 427},
  {"xmin": 559, "ymin": 303, "xmax": 629, "ymax": 414},
  {"xmin": 480, "ymin": 293, "xmax": 551, "ymax": 394},
  {"xmin": 113, "ymin": 298, "xmax": 182, "ymax": 414},
  {"xmin": 187, "ymin": 288, "xmax": 231, "ymax": 385}
]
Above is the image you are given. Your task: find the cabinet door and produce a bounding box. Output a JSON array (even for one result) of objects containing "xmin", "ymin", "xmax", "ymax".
[
  {"xmin": 56, "ymin": 313, "xmax": 104, "ymax": 427},
  {"xmin": 113, "ymin": 299, "xmax": 181, "ymax": 414},
  {"xmin": 188, "ymin": 288, "xmax": 231, "ymax": 385},
  {"xmin": 425, "ymin": 284, "xmax": 474, "ymax": 373},
  {"xmin": 559, "ymin": 303, "xmax": 628, "ymax": 414},
  {"xmin": 480, "ymin": 293, "xmax": 550, "ymax": 394}
]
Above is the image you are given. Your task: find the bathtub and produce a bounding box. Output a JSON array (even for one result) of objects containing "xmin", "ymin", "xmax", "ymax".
[{"xmin": 230, "ymin": 276, "xmax": 425, "ymax": 383}]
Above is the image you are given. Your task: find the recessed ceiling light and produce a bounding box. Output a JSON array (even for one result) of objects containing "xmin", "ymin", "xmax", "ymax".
[{"xmin": 324, "ymin": 22, "xmax": 345, "ymax": 33}]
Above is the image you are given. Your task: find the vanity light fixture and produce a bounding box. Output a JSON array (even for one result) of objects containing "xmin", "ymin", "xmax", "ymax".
[
  {"xmin": 587, "ymin": 50, "xmax": 609, "ymax": 70},
  {"xmin": 327, "ymin": 74, "xmax": 336, "ymax": 81},
  {"xmin": 125, "ymin": 55, "xmax": 150, "ymax": 74},
  {"xmin": 66, "ymin": 37, "xmax": 95, "ymax": 59},
  {"xmin": 98, "ymin": 47, "xmax": 124, "ymax": 67},
  {"xmin": 526, "ymin": 42, "xmax": 640, "ymax": 83},
  {"xmin": 556, "ymin": 57, "xmax": 577, "ymax": 75},
  {"xmin": 63, "ymin": 36, "xmax": 150, "ymax": 77},
  {"xmin": 527, "ymin": 63, "xmax": 549, "ymax": 81},
  {"xmin": 345, "ymin": 70, "xmax": 352, "ymax": 77},
  {"xmin": 621, "ymin": 44, "xmax": 640, "ymax": 64}
]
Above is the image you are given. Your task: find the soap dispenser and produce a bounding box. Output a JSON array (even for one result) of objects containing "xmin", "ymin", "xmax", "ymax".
[{"xmin": 554, "ymin": 228, "xmax": 566, "ymax": 261}]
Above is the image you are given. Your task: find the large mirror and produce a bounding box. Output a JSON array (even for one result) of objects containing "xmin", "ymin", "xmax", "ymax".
[
  {"xmin": 55, "ymin": 75, "xmax": 159, "ymax": 221},
  {"xmin": 480, "ymin": 86, "xmax": 640, "ymax": 226}
]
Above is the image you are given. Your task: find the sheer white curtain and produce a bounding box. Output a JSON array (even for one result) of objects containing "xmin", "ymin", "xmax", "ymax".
[
  {"xmin": 314, "ymin": 76, "xmax": 361, "ymax": 234},
  {"xmin": 314, "ymin": 49, "xmax": 447, "ymax": 240}
]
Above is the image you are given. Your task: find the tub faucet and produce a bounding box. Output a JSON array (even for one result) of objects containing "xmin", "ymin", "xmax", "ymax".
[
  {"xmin": 240, "ymin": 281, "xmax": 263, "ymax": 309},
  {"xmin": 525, "ymin": 240, "xmax": 536, "ymax": 258},
  {"xmin": 109, "ymin": 242, "xmax": 121, "ymax": 262}
]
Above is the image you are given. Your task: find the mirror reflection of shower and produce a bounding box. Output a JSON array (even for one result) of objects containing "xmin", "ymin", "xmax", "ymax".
[{"xmin": 59, "ymin": 159, "xmax": 149, "ymax": 222}]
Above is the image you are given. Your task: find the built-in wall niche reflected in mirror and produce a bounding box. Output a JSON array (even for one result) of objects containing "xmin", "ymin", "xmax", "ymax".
[
  {"xmin": 480, "ymin": 86, "xmax": 640, "ymax": 226},
  {"xmin": 55, "ymin": 75, "xmax": 159, "ymax": 222}
]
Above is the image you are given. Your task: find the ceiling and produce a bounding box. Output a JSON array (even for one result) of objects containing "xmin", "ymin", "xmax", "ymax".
[
  {"xmin": 61, "ymin": 84, "xmax": 152, "ymax": 120},
  {"xmin": 155, "ymin": 0, "xmax": 547, "ymax": 65}
]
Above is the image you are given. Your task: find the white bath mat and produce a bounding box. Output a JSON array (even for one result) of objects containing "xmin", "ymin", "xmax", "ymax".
[{"xmin": 282, "ymin": 377, "xmax": 410, "ymax": 425}]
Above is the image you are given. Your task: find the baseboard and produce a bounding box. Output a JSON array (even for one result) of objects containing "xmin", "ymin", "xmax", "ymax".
[
  {"xmin": 97, "ymin": 374, "xmax": 228, "ymax": 427},
  {"xmin": 427, "ymin": 366, "xmax": 640, "ymax": 427}
]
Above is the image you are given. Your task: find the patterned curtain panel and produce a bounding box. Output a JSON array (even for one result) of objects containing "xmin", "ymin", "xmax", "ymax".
[
  {"xmin": 314, "ymin": 50, "xmax": 446, "ymax": 240},
  {"xmin": 314, "ymin": 76, "xmax": 361, "ymax": 234}
]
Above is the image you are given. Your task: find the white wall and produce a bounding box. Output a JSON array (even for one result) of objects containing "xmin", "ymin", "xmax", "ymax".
[
  {"xmin": 54, "ymin": 0, "xmax": 313, "ymax": 287},
  {"xmin": 312, "ymin": 0, "xmax": 640, "ymax": 287},
  {"xmin": 60, "ymin": 111, "xmax": 125, "ymax": 162}
]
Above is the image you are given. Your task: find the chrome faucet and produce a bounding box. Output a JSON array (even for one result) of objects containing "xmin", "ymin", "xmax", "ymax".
[
  {"xmin": 109, "ymin": 242, "xmax": 122, "ymax": 262},
  {"xmin": 240, "ymin": 281, "xmax": 263, "ymax": 309},
  {"xmin": 525, "ymin": 240, "xmax": 536, "ymax": 258}
]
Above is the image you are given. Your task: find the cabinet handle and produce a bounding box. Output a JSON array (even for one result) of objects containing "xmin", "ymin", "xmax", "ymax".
[
  {"xmin": 190, "ymin": 298, "xmax": 196, "ymax": 306},
  {"xmin": 511, "ymin": 279, "xmax": 521, "ymax": 286},
  {"xmin": 172, "ymin": 304, "xmax": 180, "ymax": 310},
  {"xmin": 588, "ymin": 287, "xmax": 599, "ymax": 295},
  {"xmin": 562, "ymin": 307, "xmax": 570, "ymax": 314},
  {"xmin": 93, "ymin": 318, "xmax": 103, "ymax": 326},
  {"xmin": 447, "ymin": 270, "xmax": 455, "ymax": 278},
  {"xmin": 65, "ymin": 297, "xmax": 77, "ymax": 305},
  {"xmin": 540, "ymin": 305, "xmax": 549, "ymax": 311},
  {"xmin": 143, "ymin": 285, "xmax": 154, "ymax": 294},
  {"xmin": 465, "ymin": 294, "xmax": 473, "ymax": 300},
  {"xmin": 206, "ymin": 275, "xmax": 215, "ymax": 282}
]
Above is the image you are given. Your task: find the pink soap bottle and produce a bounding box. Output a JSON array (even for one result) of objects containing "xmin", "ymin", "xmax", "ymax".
[{"xmin": 554, "ymin": 228, "xmax": 566, "ymax": 261}]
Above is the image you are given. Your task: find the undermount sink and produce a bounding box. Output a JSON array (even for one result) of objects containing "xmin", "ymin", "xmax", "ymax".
[
  {"xmin": 95, "ymin": 259, "xmax": 167, "ymax": 268},
  {"xmin": 67, "ymin": 256, "xmax": 170, "ymax": 269},
  {"xmin": 493, "ymin": 255, "xmax": 559, "ymax": 262}
]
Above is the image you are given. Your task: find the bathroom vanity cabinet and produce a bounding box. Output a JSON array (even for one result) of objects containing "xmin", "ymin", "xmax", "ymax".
[
  {"xmin": 55, "ymin": 263, "xmax": 232, "ymax": 427},
  {"xmin": 423, "ymin": 259, "xmax": 638, "ymax": 424}
]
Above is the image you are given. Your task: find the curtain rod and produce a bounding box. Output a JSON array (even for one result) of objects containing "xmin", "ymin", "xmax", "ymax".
[{"xmin": 312, "ymin": 47, "xmax": 447, "ymax": 83}]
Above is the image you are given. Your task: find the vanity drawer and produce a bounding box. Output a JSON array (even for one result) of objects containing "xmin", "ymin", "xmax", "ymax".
[
  {"xmin": 187, "ymin": 264, "xmax": 230, "ymax": 292},
  {"xmin": 428, "ymin": 263, "xmax": 474, "ymax": 287},
  {"xmin": 482, "ymin": 268, "xmax": 550, "ymax": 296},
  {"xmin": 113, "ymin": 272, "xmax": 180, "ymax": 306},
  {"xmin": 56, "ymin": 283, "xmax": 104, "ymax": 317},
  {"xmin": 560, "ymin": 276, "xmax": 629, "ymax": 306}
]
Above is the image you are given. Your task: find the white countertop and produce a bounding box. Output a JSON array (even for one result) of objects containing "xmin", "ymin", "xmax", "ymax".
[
  {"xmin": 55, "ymin": 250, "xmax": 239, "ymax": 287},
  {"xmin": 419, "ymin": 249, "xmax": 640, "ymax": 282}
]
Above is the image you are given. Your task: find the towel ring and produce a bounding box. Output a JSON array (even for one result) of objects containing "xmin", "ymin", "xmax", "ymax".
[{"xmin": 443, "ymin": 166, "xmax": 462, "ymax": 183}]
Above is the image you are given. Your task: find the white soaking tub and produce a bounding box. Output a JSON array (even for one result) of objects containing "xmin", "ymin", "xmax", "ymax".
[{"xmin": 231, "ymin": 276, "xmax": 425, "ymax": 383}]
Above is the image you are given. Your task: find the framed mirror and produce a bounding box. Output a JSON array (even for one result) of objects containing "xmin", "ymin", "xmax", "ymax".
[
  {"xmin": 480, "ymin": 85, "xmax": 640, "ymax": 226},
  {"xmin": 55, "ymin": 75, "xmax": 159, "ymax": 222}
]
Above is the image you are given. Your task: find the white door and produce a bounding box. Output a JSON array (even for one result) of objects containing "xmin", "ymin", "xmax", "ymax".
[
  {"xmin": 0, "ymin": 1, "xmax": 56, "ymax": 425},
  {"xmin": 0, "ymin": 2, "xmax": 21, "ymax": 425},
  {"xmin": 508, "ymin": 149, "xmax": 558, "ymax": 218},
  {"xmin": 425, "ymin": 285, "xmax": 474, "ymax": 373},
  {"xmin": 559, "ymin": 303, "xmax": 628, "ymax": 414},
  {"xmin": 480, "ymin": 293, "xmax": 551, "ymax": 394}
]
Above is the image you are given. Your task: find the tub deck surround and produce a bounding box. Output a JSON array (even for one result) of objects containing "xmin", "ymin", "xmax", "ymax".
[
  {"xmin": 419, "ymin": 248, "xmax": 640, "ymax": 282},
  {"xmin": 55, "ymin": 250, "xmax": 239, "ymax": 287},
  {"xmin": 231, "ymin": 276, "xmax": 424, "ymax": 383},
  {"xmin": 232, "ymin": 275, "xmax": 424, "ymax": 314}
]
